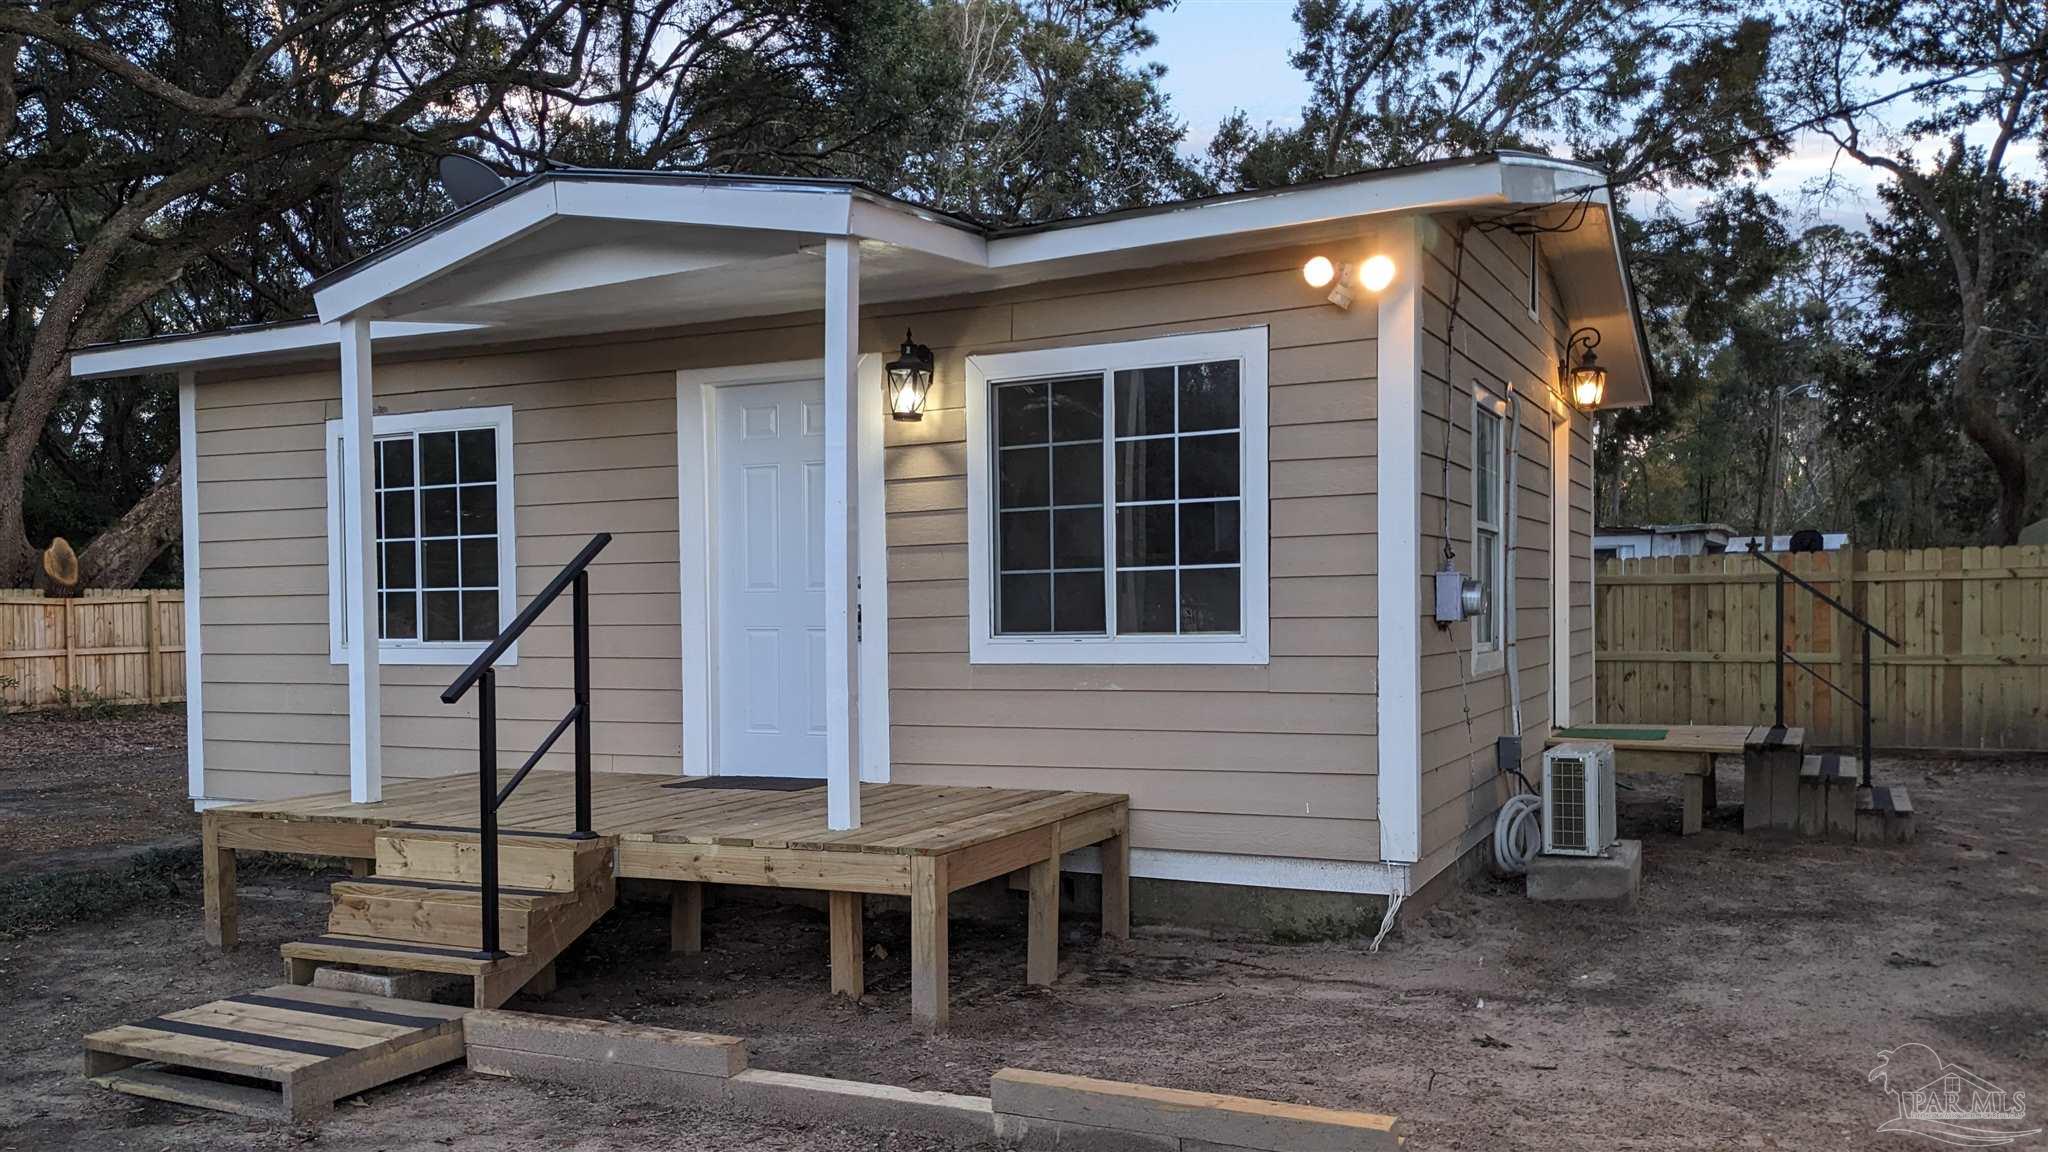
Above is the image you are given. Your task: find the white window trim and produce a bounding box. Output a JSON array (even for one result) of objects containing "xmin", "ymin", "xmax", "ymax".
[
  {"xmin": 1471, "ymin": 388, "xmax": 1507, "ymax": 675},
  {"xmin": 965, "ymin": 326, "xmax": 1269, "ymax": 666},
  {"xmin": 326, "ymin": 404, "xmax": 519, "ymax": 666}
]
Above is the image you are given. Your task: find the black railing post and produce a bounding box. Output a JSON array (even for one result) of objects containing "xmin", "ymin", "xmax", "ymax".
[
  {"xmin": 478, "ymin": 668, "xmax": 504, "ymax": 959},
  {"xmin": 570, "ymin": 569, "xmax": 593, "ymax": 839},
  {"xmin": 1861, "ymin": 630, "xmax": 1874, "ymax": 789},
  {"xmin": 1774, "ymin": 567, "xmax": 1786, "ymax": 728}
]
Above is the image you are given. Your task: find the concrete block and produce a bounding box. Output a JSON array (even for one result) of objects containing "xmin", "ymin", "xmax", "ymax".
[
  {"xmin": 465, "ymin": 1044, "xmax": 731, "ymax": 1106},
  {"xmin": 992, "ymin": 1069, "xmax": 1402, "ymax": 1151},
  {"xmin": 463, "ymin": 1010, "xmax": 747, "ymax": 1077},
  {"xmin": 994, "ymin": 1112, "xmax": 1180, "ymax": 1152},
  {"xmin": 311, "ymin": 966, "xmax": 446, "ymax": 1001},
  {"xmin": 729, "ymin": 1069, "xmax": 993, "ymax": 1142},
  {"xmin": 1525, "ymin": 839, "xmax": 1641, "ymax": 910}
]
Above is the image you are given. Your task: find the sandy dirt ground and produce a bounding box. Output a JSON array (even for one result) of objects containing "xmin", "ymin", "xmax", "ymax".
[
  {"xmin": 0, "ymin": 708, "xmax": 189, "ymax": 865},
  {"xmin": 0, "ymin": 714, "xmax": 2041, "ymax": 1150}
]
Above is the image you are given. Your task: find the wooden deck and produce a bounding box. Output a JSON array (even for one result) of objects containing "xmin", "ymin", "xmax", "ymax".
[{"xmin": 202, "ymin": 773, "xmax": 1130, "ymax": 1030}]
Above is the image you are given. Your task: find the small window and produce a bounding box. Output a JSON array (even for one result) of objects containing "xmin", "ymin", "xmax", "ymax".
[
  {"xmin": 327, "ymin": 406, "xmax": 517, "ymax": 665},
  {"xmin": 1472, "ymin": 394, "xmax": 1506, "ymax": 672},
  {"xmin": 969, "ymin": 329, "xmax": 1269, "ymax": 665}
]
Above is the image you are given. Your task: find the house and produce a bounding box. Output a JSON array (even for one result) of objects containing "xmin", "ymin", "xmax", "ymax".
[
  {"xmin": 1594, "ymin": 522, "xmax": 1732, "ymax": 561},
  {"xmin": 72, "ymin": 151, "xmax": 1647, "ymax": 940}
]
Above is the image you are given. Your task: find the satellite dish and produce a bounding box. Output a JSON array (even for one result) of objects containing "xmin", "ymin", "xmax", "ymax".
[{"xmin": 438, "ymin": 154, "xmax": 507, "ymax": 208}]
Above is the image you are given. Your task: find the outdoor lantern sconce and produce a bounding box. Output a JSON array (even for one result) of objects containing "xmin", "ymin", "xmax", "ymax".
[
  {"xmin": 1564, "ymin": 326, "xmax": 1607, "ymax": 411},
  {"xmin": 886, "ymin": 329, "xmax": 935, "ymax": 421}
]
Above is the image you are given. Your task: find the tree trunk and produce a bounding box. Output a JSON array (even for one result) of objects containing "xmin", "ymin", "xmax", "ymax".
[
  {"xmin": 75, "ymin": 460, "xmax": 181, "ymax": 588},
  {"xmin": 1954, "ymin": 330, "xmax": 2028, "ymax": 544}
]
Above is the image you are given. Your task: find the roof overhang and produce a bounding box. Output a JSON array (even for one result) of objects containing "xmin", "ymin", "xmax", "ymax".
[{"xmin": 72, "ymin": 152, "xmax": 1650, "ymax": 407}]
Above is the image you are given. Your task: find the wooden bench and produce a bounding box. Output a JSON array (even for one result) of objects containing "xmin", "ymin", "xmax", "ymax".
[{"xmin": 1546, "ymin": 725, "xmax": 1805, "ymax": 835}]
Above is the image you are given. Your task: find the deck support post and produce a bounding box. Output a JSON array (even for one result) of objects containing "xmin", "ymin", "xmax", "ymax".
[
  {"xmin": 822, "ymin": 237, "xmax": 862, "ymax": 832},
  {"xmin": 828, "ymin": 891, "xmax": 864, "ymax": 998},
  {"xmin": 1026, "ymin": 856, "xmax": 1059, "ymax": 986},
  {"xmin": 339, "ymin": 315, "xmax": 382, "ymax": 804},
  {"xmin": 910, "ymin": 854, "xmax": 949, "ymax": 1032},
  {"xmin": 201, "ymin": 810, "xmax": 238, "ymax": 950},
  {"xmin": 1100, "ymin": 816, "xmax": 1130, "ymax": 941},
  {"xmin": 671, "ymin": 881, "xmax": 703, "ymax": 955}
]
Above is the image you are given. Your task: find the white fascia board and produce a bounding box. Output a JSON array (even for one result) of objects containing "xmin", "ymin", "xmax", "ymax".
[
  {"xmin": 847, "ymin": 197, "xmax": 987, "ymax": 265},
  {"xmin": 553, "ymin": 178, "xmax": 854, "ymax": 237},
  {"xmin": 314, "ymin": 182, "xmax": 560, "ymax": 322},
  {"xmin": 69, "ymin": 320, "xmax": 485, "ymax": 379},
  {"xmin": 986, "ymin": 161, "xmax": 1508, "ymax": 269}
]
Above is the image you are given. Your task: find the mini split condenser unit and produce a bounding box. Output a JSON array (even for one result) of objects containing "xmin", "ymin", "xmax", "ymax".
[{"xmin": 1541, "ymin": 742, "xmax": 1618, "ymax": 857}]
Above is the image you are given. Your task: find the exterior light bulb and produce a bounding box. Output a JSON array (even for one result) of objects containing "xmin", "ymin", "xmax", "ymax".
[
  {"xmin": 1360, "ymin": 254, "xmax": 1396, "ymax": 292},
  {"xmin": 1302, "ymin": 256, "xmax": 1336, "ymax": 288}
]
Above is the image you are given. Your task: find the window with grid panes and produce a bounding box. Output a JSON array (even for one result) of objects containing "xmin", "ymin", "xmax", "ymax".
[
  {"xmin": 991, "ymin": 358, "xmax": 1245, "ymax": 638},
  {"xmin": 326, "ymin": 406, "xmax": 516, "ymax": 664},
  {"xmin": 374, "ymin": 427, "xmax": 501, "ymax": 643}
]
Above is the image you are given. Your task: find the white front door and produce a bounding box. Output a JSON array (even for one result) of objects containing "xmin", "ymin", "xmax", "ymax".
[{"xmin": 715, "ymin": 377, "xmax": 828, "ymax": 776}]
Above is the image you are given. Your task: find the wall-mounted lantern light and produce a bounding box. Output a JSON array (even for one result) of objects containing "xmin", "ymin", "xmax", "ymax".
[
  {"xmin": 886, "ymin": 329, "xmax": 934, "ymax": 421},
  {"xmin": 1564, "ymin": 326, "xmax": 1606, "ymax": 411}
]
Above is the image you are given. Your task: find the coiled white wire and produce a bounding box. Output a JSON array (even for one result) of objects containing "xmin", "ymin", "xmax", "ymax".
[{"xmin": 1492, "ymin": 792, "xmax": 1543, "ymax": 876}]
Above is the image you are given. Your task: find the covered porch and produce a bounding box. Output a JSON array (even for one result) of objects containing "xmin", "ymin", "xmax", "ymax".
[{"xmin": 201, "ymin": 773, "xmax": 1129, "ymax": 1031}]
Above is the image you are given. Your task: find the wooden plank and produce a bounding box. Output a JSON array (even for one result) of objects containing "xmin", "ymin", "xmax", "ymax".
[
  {"xmin": 828, "ymin": 891, "xmax": 864, "ymax": 999},
  {"xmin": 618, "ymin": 840, "xmax": 914, "ymax": 894},
  {"xmin": 202, "ymin": 811, "xmax": 238, "ymax": 951},
  {"xmin": 1099, "ymin": 816, "xmax": 1130, "ymax": 941},
  {"xmin": 671, "ymin": 881, "xmax": 703, "ymax": 956},
  {"xmin": 910, "ymin": 855, "xmax": 949, "ymax": 1033},
  {"xmin": 947, "ymin": 825, "xmax": 1058, "ymax": 891},
  {"xmin": 991, "ymin": 1068, "xmax": 1404, "ymax": 1150},
  {"xmin": 1026, "ymin": 856, "xmax": 1058, "ymax": 987}
]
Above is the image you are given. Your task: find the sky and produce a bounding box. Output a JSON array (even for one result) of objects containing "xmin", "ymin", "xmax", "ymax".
[{"xmin": 1139, "ymin": 0, "xmax": 2043, "ymax": 232}]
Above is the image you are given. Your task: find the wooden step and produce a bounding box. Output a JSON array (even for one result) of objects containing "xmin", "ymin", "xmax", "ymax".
[
  {"xmin": 1797, "ymin": 754, "xmax": 1862, "ymax": 838},
  {"xmin": 326, "ymin": 880, "xmax": 577, "ymax": 952},
  {"xmin": 1856, "ymin": 785, "xmax": 1915, "ymax": 844},
  {"xmin": 374, "ymin": 829, "xmax": 612, "ymax": 892},
  {"xmin": 83, "ymin": 983, "xmax": 469, "ymax": 1121},
  {"xmin": 284, "ymin": 933, "xmax": 515, "ymax": 975}
]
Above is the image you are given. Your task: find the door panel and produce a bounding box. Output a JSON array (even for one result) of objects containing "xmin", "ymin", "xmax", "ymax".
[{"xmin": 717, "ymin": 378, "xmax": 827, "ymax": 776}]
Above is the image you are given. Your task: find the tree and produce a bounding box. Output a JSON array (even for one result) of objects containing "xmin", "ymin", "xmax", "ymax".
[
  {"xmin": 1, "ymin": 0, "xmax": 1197, "ymax": 589},
  {"xmin": 0, "ymin": 0, "xmax": 613, "ymax": 587},
  {"xmin": 1203, "ymin": 0, "xmax": 1785, "ymax": 195},
  {"xmin": 1784, "ymin": 0, "xmax": 2048, "ymax": 542}
]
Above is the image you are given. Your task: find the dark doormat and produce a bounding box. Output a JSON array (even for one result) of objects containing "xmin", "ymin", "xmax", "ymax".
[{"xmin": 661, "ymin": 776, "xmax": 825, "ymax": 792}]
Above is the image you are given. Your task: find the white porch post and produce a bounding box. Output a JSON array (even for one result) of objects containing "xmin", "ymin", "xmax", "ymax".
[
  {"xmin": 823, "ymin": 238, "xmax": 862, "ymax": 829},
  {"xmin": 339, "ymin": 316, "xmax": 382, "ymax": 803},
  {"xmin": 1550, "ymin": 410, "xmax": 1573, "ymax": 728}
]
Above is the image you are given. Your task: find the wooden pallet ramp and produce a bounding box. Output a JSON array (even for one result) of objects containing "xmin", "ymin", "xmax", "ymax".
[{"xmin": 83, "ymin": 984, "xmax": 470, "ymax": 1121}]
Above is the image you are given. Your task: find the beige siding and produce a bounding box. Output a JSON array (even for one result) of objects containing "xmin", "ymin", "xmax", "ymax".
[
  {"xmin": 194, "ymin": 241, "xmax": 1381, "ymax": 866},
  {"xmin": 1410, "ymin": 221, "xmax": 1590, "ymax": 886}
]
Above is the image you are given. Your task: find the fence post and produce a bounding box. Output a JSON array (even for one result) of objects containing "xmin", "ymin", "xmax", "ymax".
[
  {"xmin": 145, "ymin": 591, "xmax": 162, "ymax": 705},
  {"xmin": 62, "ymin": 597, "xmax": 76, "ymax": 702}
]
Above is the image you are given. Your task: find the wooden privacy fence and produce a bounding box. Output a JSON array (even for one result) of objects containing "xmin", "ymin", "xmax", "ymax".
[
  {"xmin": 0, "ymin": 589, "xmax": 184, "ymax": 712},
  {"xmin": 1596, "ymin": 547, "xmax": 2048, "ymax": 752}
]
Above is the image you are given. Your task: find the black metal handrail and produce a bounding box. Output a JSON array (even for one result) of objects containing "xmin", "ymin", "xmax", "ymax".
[
  {"xmin": 1747, "ymin": 542, "xmax": 1899, "ymax": 788},
  {"xmin": 442, "ymin": 531, "xmax": 611, "ymax": 958}
]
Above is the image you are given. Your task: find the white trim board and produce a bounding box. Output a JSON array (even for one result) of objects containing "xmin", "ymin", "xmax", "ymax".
[
  {"xmin": 963, "ymin": 326, "xmax": 1271, "ymax": 666},
  {"xmin": 1374, "ymin": 216, "xmax": 1424, "ymax": 865},
  {"xmin": 675, "ymin": 357, "xmax": 891, "ymax": 782},
  {"xmin": 1550, "ymin": 408, "xmax": 1573, "ymax": 728},
  {"xmin": 1058, "ymin": 846, "xmax": 1410, "ymax": 897},
  {"xmin": 178, "ymin": 371, "xmax": 204, "ymax": 802}
]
